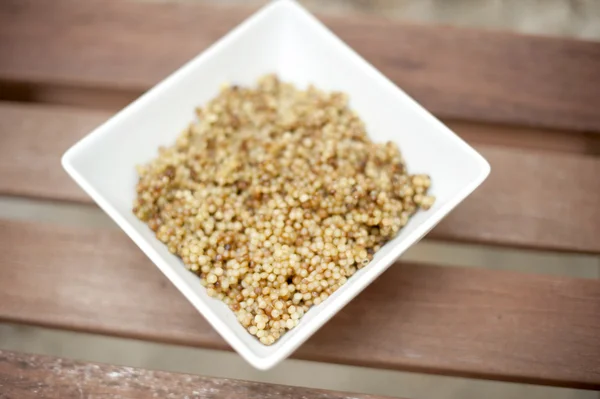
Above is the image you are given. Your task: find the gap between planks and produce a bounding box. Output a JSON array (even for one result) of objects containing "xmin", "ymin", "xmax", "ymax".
[{"xmin": 1, "ymin": 323, "xmax": 596, "ymax": 399}]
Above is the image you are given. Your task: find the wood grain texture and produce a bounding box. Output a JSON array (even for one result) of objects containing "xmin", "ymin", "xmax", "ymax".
[
  {"xmin": 1, "ymin": 102, "xmax": 598, "ymax": 253},
  {"xmin": 0, "ymin": 220, "xmax": 599, "ymax": 389},
  {"xmin": 0, "ymin": 103, "xmax": 109, "ymax": 201},
  {"xmin": 1, "ymin": 0, "xmax": 600, "ymax": 132},
  {"xmin": 0, "ymin": 351, "xmax": 390, "ymax": 399}
]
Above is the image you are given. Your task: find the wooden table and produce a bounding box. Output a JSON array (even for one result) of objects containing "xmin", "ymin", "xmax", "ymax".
[{"xmin": 0, "ymin": 0, "xmax": 599, "ymax": 396}]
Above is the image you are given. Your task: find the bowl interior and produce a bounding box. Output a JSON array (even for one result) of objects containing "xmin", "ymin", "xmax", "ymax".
[{"xmin": 63, "ymin": 0, "xmax": 489, "ymax": 369}]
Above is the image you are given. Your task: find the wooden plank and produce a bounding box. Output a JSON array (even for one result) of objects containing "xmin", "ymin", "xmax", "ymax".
[
  {"xmin": 0, "ymin": 351, "xmax": 392, "ymax": 399},
  {"xmin": 0, "ymin": 220, "xmax": 598, "ymax": 389},
  {"xmin": 429, "ymin": 145, "xmax": 600, "ymax": 253},
  {"xmin": 1, "ymin": 102, "xmax": 599, "ymax": 253},
  {"xmin": 0, "ymin": 103, "xmax": 109, "ymax": 201},
  {"xmin": 1, "ymin": 0, "xmax": 600, "ymax": 132}
]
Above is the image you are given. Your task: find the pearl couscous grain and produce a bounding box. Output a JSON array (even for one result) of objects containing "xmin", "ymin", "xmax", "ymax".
[{"xmin": 133, "ymin": 74, "xmax": 434, "ymax": 345}]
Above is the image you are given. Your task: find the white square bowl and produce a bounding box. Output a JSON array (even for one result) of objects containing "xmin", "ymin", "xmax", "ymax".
[{"xmin": 62, "ymin": 0, "xmax": 490, "ymax": 370}]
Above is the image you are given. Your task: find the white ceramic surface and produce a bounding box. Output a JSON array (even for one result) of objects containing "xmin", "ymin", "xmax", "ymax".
[{"xmin": 62, "ymin": 0, "xmax": 490, "ymax": 370}]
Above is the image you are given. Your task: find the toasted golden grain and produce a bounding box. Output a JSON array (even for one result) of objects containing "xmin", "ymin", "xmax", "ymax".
[{"xmin": 133, "ymin": 75, "xmax": 434, "ymax": 344}]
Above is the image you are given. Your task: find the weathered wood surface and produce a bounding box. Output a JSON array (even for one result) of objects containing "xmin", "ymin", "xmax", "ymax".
[
  {"xmin": 1, "ymin": 0, "xmax": 599, "ymax": 392},
  {"xmin": 1, "ymin": 0, "xmax": 600, "ymax": 132},
  {"xmin": 0, "ymin": 350, "xmax": 392, "ymax": 399},
  {"xmin": 1, "ymin": 102, "xmax": 598, "ymax": 253},
  {"xmin": 0, "ymin": 220, "xmax": 598, "ymax": 389}
]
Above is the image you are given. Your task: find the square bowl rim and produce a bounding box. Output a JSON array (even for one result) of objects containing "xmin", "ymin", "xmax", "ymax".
[{"xmin": 61, "ymin": 0, "xmax": 491, "ymax": 370}]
